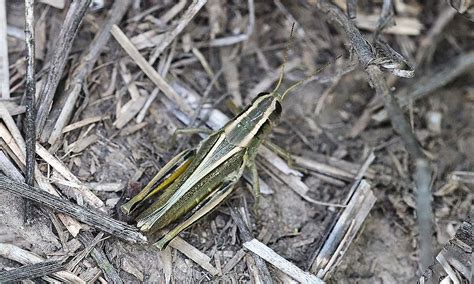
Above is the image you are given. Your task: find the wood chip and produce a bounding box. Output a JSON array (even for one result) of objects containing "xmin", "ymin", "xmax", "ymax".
[
  {"xmin": 121, "ymin": 258, "xmax": 144, "ymax": 282},
  {"xmin": 38, "ymin": 0, "xmax": 65, "ymax": 9},
  {"xmin": 355, "ymin": 14, "xmax": 423, "ymax": 35},
  {"xmin": 310, "ymin": 180, "xmax": 376, "ymax": 279},
  {"xmin": 243, "ymin": 239, "xmax": 324, "ymax": 284},
  {"xmin": 86, "ymin": 182, "xmax": 124, "ymax": 192},
  {"xmin": 114, "ymin": 97, "xmax": 147, "ymax": 129},
  {"xmin": 130, "ymin": 30, "xmax": 163, "ymax": 50},
  {"xmin": 222, "ymin": 249, "xmax": 246, "ymax": 274},
  {"xmin": 111, "ymin": 25, "xmax": 193, "ymax": 115},
  {"xmin": 220, "ymin": 47, "xmax": 241, "ymax": 105},
  {"xmin": 245, "ymin": 254, "xmax": 263, "ymax": 283},
  {"xmin": 160, "ymin": 0, "xmax": 187, "ymax": 24},
  {"xmin": 293, "ymin": 155, "xmax": 357, "ymax": 181},
  {"xmin": 0, "ymin": 151, "xmax": 25, "ymax": 183},
  {"xmin": 114, "ymin": 62, "xmax": 148, "ymax": 128},
  {"xmin": 119, "ymin": 122, "xmax": 148, "ymax": 136},
  {"xmin": 169, "ymin": 237, "xmax": 219, "ymax": 276},
  {"xmin": 160, "ymin": 247, "xmax": 172, "ymax": 284},
  {"xmin": 62, "ymin": 116, "xmax": 106, "ymax": 133},
  {"xmin": 214, "ymin": 251, "xmax": 222, "ymax": 276},
  {"xmin": 136, "ymin": 88, "xmax": 159, "ymax": 123},
  {"xmin": 68, "ymin": 134, "xmax": 99, "ymax": 153},
  {"xmin": 0, "ymin": 243, "xmax": 84, "ymax": 283},
  {"xmin": 36, "ymin": 142, "xmax": 105, "ymax": 209}
]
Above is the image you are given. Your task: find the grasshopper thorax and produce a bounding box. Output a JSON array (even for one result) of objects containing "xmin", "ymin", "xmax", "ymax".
[{"xmin": 224, "ymin": 92, "xmax": 282, "ymax": 147}]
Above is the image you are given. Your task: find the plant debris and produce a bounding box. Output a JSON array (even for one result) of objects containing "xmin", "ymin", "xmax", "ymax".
[{"xmin": 0, "ymin": 0, "xmax": 472, "ymax": 282}]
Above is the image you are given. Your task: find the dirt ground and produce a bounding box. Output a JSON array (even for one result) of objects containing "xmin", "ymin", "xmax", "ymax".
[{"xmin": 0, "ymin": 0, "xmax": 473, "ymax": 283}]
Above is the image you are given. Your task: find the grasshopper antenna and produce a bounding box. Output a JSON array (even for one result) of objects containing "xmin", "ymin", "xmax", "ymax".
[
  {"xmin": 280, "ymin": 54, "xmax": 344, "ymax": 101},
  {"xmin": 272, "ymin": 23, "xmax": 296, "ymax": 94}
]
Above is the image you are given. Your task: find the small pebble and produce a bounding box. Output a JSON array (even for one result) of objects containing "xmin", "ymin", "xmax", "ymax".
[{"xmin": 425, "ymin": 111, "xmax": 442, "ymax": 133}]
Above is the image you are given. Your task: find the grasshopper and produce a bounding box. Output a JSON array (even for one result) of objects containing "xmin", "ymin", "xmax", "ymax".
[{"xmin": 122, "ymin": 30, "xmax": 306, "ymax": 250}]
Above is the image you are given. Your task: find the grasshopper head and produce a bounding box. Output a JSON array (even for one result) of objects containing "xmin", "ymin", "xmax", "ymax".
[{"xmin": 252, "ymin": 91, "xmax": 283, "ymax": 124}]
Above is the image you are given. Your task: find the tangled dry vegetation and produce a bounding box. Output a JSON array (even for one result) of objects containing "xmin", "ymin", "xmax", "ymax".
[{"xmin": 0, "ymin": 0, "xmax": 472, "ymax": 283}]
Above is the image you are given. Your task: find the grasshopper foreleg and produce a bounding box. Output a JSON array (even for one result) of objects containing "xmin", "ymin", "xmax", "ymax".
[
  {"xmin": 247, "ymin": 160, "xmax": 260, "ymax": 206},
  {"xmin": 263, "ymin": 139, "xmax": 296, "ymax": 169}
]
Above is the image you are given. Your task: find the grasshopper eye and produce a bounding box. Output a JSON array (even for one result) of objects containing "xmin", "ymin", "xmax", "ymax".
[
  {"xmin": 275, "ymin": 100, "xmax": 282, "ymax": 116},
  {"xmin": 269, "ymin": 100, "xmax": 282, "ymax": 123}
]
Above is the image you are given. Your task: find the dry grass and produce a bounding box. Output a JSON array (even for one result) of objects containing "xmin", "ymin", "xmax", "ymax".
[{"xmin": 0, "ymin": 0, "xmax": 472, "ymax": 282}]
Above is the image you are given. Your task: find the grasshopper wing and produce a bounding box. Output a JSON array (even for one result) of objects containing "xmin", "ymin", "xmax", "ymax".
[
  {"xmin": 121, "ymin": 148, "xmax": 195, "ymax": 215},
  {"xmin": 154, "ymin": 179, "xmax": 237, "ymax": 250}
]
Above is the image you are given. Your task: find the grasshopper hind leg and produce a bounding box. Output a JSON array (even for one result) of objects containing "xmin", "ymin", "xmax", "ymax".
[
  {"xmin": 155, "ymin": 153, "xmax": 248, "ymax": 250},
  {"xmin": 154, "ymin": 180, "xmax": 237, "ymax": 250},
  {"xmin": 121, "ymin": 148, "xmax": 194, "ymax": 215}
]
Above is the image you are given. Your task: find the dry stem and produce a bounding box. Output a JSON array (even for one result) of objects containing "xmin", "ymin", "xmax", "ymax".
[
  {"xmin": 24, "ymin": 0, "xmax": 35, "ymax": 187},
  {"xmin": 0, "ymin": 174, "xmax": 147, "ymax": 243},
  {"xmin": 45, "ymin": 0, "xmax": 131, "ymax": 145},
  {"xmin": 316, "ymin": 0, "xmax": 434, "ymax": 270},
  {"xmin": 35, "ymin": 0, "xmax": 92, "ymax": 133}
]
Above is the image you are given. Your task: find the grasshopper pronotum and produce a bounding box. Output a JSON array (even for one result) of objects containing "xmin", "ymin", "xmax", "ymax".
[{"xmin": 122, "ymin": 27, "xmax": 308, "ymax": 250}]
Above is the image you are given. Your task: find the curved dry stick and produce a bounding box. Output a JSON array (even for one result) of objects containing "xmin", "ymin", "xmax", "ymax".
[{"xmin": 315, "ymin": 0, "xmax": 434, "ymax": 270}]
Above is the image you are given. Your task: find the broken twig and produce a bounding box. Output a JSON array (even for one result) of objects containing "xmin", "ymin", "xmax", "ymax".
[
  {"xmin": 0, "ymin": 174, "xmax": 147, "ymax": 243},
  {"xmin": 0, "ymin": 260, "xmax": 64, "ymax": 283},
  {"xmin": 36, "ymin": 0, "xmax": 92, "ymax": 132},
  {"xmin": 45, "ymin": 0, "xmax": 131, "ymax": 145},
  {"xmin": 230, "ymin": 207, "xmax": 273, "ymax": 284},
  {"xmin": 24, "ymin": 0, "xmax": 36, "ymax": 187}
]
